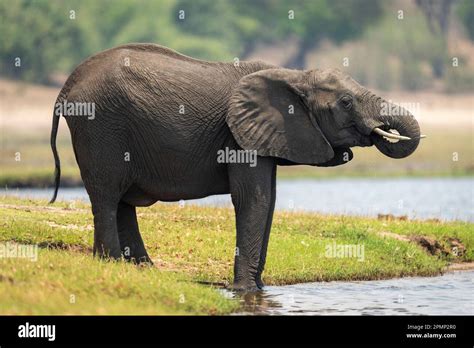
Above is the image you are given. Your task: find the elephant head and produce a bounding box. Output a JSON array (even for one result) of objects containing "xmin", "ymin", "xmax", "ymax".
[{"xmin": 227, "ymin": 68, "xmax": 422, "ymax": 166}]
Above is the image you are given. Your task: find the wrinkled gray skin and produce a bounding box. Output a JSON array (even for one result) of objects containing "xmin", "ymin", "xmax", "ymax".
[{"xmin": 50, "ymin": 44, "xmax": 421, "ymax": 291}]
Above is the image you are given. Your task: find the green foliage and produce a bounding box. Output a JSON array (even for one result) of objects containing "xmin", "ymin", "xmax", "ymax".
[
  {"xmin": 0, "ymin": 0, "xmax": 232, "ymax": 83},
  {"xmin": 1, "ymin": 0, "xmax": 383, "ymax": 83},
  {"xmin": 1, "ymin": 0, "xmax": 471, "ymax": 90},
  {"xmin": 292, "ymin": 0, "xmax": 383, "ymax": 44},
  {"xmin": 173, "ymin": 0, "xmax": 383, "ymax": 67},
  {"xmin": 0, "ymin": 0, "xmax": 85, "ymax": 83},
  {"xmin": 458, "ymin": 0, "xmax": 474, "ymax": 40},
  {"xmin": 356, "ymin": 13, "xmax": 446, "ymax": 90}
]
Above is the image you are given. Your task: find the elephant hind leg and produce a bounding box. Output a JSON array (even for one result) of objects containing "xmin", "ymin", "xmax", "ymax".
[
  {"xmin": 90, "ymin": 199, "xmax": 122, "ymax": 260},
  {"xmin": 117, "ymin": 201, "xmax": 152, "ymax": 265},
  {"xmin": 84, "ymin": 174, "xmax": 127, "ymax": 260},
  {"xmin": 71, "ymin": 122, "xmax": 135, "ymax": 261}
]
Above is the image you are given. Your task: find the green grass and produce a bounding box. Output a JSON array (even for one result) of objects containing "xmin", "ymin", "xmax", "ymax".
[
  {"xmin": 0, "ymin": 196, "xmax": 472, "ymax": 314},
  {"xmin": 0, "ymin": 249, "xmax": 236, "ymax": 315}
]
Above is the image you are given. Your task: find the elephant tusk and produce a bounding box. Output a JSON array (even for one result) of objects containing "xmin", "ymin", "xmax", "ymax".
[
  {"xmin": 373, "ymin": 128, "xmax": 411, "ymax": 141},
  {"xmin": 420, "ymin": 135, "xmax": 427, "ymax": 139}
]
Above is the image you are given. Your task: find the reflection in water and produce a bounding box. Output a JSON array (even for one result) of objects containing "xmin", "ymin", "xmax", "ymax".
[
  {"xmin": 237, "ymin": 292, "xmax": 282, "ymax": 314},
  {"xmin": 224, "ymin": 271, "xmax": 474, "ymax": 315}
]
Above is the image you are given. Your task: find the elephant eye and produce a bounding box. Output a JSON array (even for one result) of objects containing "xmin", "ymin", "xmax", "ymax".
[{"xmin": 340, "ymin": 96, "xmax": 353, "ymax": 110}]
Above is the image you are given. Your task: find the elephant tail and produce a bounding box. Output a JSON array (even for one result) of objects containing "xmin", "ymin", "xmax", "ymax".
[
  {"xmin": 50, "ymin": 69, "xmax": 81, "ymax": 203},
  {"xmin": 49, "ymin": 93, "xmax": 62, "ymax": 204},
  {"xmin": 50, "ymin": 82, "xmax": 73, "ymax": 204}
]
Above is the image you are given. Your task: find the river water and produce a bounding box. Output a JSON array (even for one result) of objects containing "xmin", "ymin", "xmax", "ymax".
[
  {"xmin": 3, "ymin": 177, "xmax": 473, "ymax": 221},
  {"xmin": 229, "ymin": 271, "xmax": 474, "ymax": 315}
]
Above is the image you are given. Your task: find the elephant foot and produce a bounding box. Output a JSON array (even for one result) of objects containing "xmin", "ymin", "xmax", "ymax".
[
  {"xmin": 93, "ymin": 245, "xmax": 122, "ymax": 261},
  {"xmin": 256, "ymin": 276, "xmax": 265, "ymax": 290},
  {"xmin": 229, "ymin": 280, "xmax": 262, "ymax": 293},
  {"xmin": 120, "ymin": 242, "xmax": 152, "ymax": 265},
  {"xmin": 127, "ymin": 255, "xmax": 154, "ymax": 266}
]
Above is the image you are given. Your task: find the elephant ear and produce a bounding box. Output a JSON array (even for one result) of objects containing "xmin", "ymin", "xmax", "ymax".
[{"xmin": 226, "ymin": 69, "xmax": 334, "ymax": 165}]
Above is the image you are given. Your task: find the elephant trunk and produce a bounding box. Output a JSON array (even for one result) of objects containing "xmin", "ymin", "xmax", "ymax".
[{"xmin": 358, "ymin": 94, "xmax": 421, "ymax": 159}]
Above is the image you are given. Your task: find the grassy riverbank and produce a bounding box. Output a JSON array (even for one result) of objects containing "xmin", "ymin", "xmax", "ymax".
[{"xmin": 0, "ymin": 196, "xmax": 472, "ymax": 314}]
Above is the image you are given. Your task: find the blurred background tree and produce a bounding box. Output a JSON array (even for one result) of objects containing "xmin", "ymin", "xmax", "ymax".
[
  {"xmin": 415, "ymin": 0, "xmax": 455, "ymax": 77},
  {"xmin": 173, "ymin": 0, "xmax": 383, "ymax": 67},
  {"xmin": 457, "ymin": 0, "xmax": 474, "ymax": 40},
  {"xmin": 0, "ymin": 0, "xmax": 472, "ymax": 91}
]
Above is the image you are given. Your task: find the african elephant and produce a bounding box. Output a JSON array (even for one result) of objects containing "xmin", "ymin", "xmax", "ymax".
[{"xmin": 50, "ymin": 43, "xmax": 422, "ymax": 291}]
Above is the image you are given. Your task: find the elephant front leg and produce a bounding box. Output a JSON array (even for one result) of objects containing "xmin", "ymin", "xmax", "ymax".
[
  {"xmin": 256, "ymin": 165, "xmax": 276, "ymax": 289},
  {"xmin": 228, "ymin": 158, "xmax": 276, "ymax": 292}
]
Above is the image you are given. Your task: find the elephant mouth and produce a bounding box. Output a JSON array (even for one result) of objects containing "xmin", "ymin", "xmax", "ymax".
[{"xmin": 359, "ymin": 134, "xmax": 373, "ymax": 147}]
